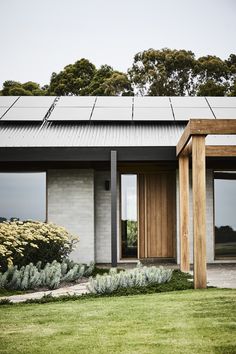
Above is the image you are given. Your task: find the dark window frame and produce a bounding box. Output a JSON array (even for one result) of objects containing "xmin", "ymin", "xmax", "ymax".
[{"xmin": 213, "ymin": 171, "xmax": 236, "ymax": 260}]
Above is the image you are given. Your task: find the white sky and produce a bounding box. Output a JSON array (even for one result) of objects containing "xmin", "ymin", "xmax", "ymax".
[{"xmin": 0, "ymin": 0, "xmax": 236, "ymax": 88}]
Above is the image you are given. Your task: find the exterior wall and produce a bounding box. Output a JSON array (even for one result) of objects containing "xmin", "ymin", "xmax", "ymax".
[
  {"xmin": 176, "ymin": 169, "xmax": 214, "ymax": 264},
  {"xmin": 47, "ymin": 169, "xmax": 95, "ymax": 264},
  {"xmin": 94, "ymin": 171, "xmax": 111, "ymax": 263},
  {"xmin": 47, "ymin": 167, "xmax": 216, "ymax": 265},
  {"xmin": 94, "ymin": 171, "xmax": 120, "ymax": 263}
]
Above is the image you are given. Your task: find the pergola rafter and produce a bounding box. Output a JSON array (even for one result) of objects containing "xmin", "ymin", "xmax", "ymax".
[{"xmin": 177, "ymin": 119, "xmax": 236, "ymax": 289}]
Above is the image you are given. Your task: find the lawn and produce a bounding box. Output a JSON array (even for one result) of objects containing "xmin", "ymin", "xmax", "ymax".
[{"xmin": 0, "ymin": 289, "xmax": 235, "ymax": 354}]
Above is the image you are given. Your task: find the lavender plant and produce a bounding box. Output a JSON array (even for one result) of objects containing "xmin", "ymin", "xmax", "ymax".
[
  {"xmin": 87, "ymin": 262, "xmax": 173, "ymax": 295},
  {"xmin": 0, "ymin": 260, "xmax": 95, "ymax": 290}
]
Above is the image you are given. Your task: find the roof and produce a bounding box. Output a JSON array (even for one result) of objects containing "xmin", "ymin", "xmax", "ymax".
[
  {"xmin": 0, "ymin": 123, "xmax": 185, "ymax": 147},
  {"xmin": 0, "ymin": 96, "xmax": 235, "ymax": 148},
  {"xmin": 0, "ymin": 96, "xmax": 236, "ymax": 122}
]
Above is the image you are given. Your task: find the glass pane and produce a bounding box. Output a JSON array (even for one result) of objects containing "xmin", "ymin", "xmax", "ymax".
[
  {"xmin": 121, "ymin": 175, "xmax": 137, "ymax": 258},
  {"xmin": 214, "ymin": 174, "xmax": 236, "ymax": 258},
  {"xmin": 0, "ymin": 172, "xmax": 46, "ymax": 222}
]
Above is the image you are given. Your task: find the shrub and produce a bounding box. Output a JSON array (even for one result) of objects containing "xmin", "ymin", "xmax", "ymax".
[
  {"xmin": 0, "ymin": 221, "xmax": 79, "ymax": 271},
  {"xmin": 0, "ymin": 260, "xmax": 95, "ymax": 290},
  {"xmin": 87, "ymin": 262, "xmax": 173, "ymax": 295}
]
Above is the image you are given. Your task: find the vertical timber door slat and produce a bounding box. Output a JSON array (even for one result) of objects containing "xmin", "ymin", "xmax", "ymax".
[{"xmin": 139, "ymin": 172, "xmax": 176, "ymax": 259}]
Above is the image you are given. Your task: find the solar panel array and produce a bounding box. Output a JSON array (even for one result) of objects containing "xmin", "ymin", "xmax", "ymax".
[
  {"xmin": 0, "ymin": 96, "xmax": 56, "ymax": 121},
  {"xmin": 0, "ymin": 96, "xmax": 236, "ymax": 122}
]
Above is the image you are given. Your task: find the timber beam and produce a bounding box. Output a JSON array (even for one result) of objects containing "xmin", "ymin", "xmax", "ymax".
[{"xmin": 176, "ymin": 119, "xmax": 236, "ymax": 156}]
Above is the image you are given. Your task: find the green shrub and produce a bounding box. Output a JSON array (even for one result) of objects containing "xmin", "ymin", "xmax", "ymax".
[
  {"xmin": 0, "ymin": 221, "xmax": 79, "ymax": 271},
  {"xmin": 87, "ymin": 262, "xmax": 173, "ymax": 295},
  {"xmin": 0, "ymin": 260, "xmax": 95, "ymax": 290}
]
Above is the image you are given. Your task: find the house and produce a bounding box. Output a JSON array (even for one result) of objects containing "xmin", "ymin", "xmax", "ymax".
[{"xmin": 0, "ymin": 95, "xmax": 235, "ymax": 288}]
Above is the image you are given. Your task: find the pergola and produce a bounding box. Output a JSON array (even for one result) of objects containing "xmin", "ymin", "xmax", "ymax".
[{"xmin": 177, "ymin": 119, "xmax": 236, "ymax": 289}]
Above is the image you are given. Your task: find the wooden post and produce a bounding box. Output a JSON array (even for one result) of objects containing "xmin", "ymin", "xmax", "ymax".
[
  {"xmin": 192, "ymin": 135, "xmax": 207, "ymax": 289},
  {"xmin": 179, "ymin": 154, "xmax": 190, "ymax": 272}
]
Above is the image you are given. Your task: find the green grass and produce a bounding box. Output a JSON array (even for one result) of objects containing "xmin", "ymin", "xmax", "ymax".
[
  {"xmin": 0, "ymin": 288, "xmax": 25, "ymax": 297},
  {"xmin": 0, "ymin": 289, "xmax": 235, "ymax": 354}
]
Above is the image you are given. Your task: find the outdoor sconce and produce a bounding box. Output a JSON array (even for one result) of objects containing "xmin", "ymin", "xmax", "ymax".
[{"xmin": 105, "ymin": 180, "xmax": 110, "ymax": 191}]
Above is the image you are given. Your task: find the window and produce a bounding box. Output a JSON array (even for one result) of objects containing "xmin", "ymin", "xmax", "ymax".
[
  {"xmin": 121, "ymin": 174, "xmax": 137, "ymax": 258},
  {"xmin": 214, "ymin": 172, "xmax": 236, "ymax": 259},
  {"xmin": 0, "ymin": 172, "xmax": 46, "ymax": 222}
]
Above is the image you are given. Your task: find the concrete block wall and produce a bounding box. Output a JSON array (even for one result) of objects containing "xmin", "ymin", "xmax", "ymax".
[
  {"xmin": 47, "ymin": 169, "xmax": 95, "ymax": 264},
  {"xmin": 176, "ymin": 169, "xmax": 214, "ymax": 264},
  {"xmin": 94, "ymin": 171, "xmax": 111, "ymax": 263},
  {"xmin": 94, "ymin": 171, "xmax": 120, "ymax": 263}
]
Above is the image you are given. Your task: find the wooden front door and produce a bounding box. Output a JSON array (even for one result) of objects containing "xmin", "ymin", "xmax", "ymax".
[{"xmin": 138, "ymin": 172, "xmax": 176, "ymax": 258}]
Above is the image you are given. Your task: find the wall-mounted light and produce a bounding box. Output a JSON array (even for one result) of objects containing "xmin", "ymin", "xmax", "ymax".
[{"xmin": 105, "ymin": 180, "xmax": 110, "ymax": 191}]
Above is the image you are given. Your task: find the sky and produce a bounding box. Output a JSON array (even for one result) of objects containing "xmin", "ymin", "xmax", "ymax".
[{"xmin": 0, "ymin": 0, "xmax": 236, "ymax": 88}]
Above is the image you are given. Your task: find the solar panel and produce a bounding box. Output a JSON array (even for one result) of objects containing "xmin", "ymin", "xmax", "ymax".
[
  {"xmin": 173, "ymin": 107, "xmax": 215, "ymax": 120},
  {"xmin": 56, "ymin": 96, "xmax": 96, "ymax": 107},
  {"xmin": 212, "ymin": 108, "xmax": 236, "ymax": 119},
  {"xmin": 0, "ymin": 96, "xmax": 19, "ymax": 107},
  {"xmin": 134, "ymin": 97, "xmax": 170, "ymax": 107},
  {"xmin": 207, "ymin": 97, "xmax": 236, "ymax": 108},
  {"xmin": 95, "ymin": 97, "xmax": 133, "ymax": 107},
  {"xmin": 92, "ymin": 107, "xmax": 132, "ymax": 121},
  {"xmin": 0, "ymin": 107, "xmax": 10, "ymax": 118},
  {"xmin": 170, "ymin": 97, "xmax": 208, "ymax": 108},
  {"xmin": 14, "ymin": 96, "xmax": 56, "ymax": 107},
  {"xmin": 133, "ymin": 107, "xmax": 174, "ymax": 121},
  {"xmin": 48, "ymin": 107, "xmax": 93, "ymax": 121},
  {"xmin": 1, "ymin": 108, "xmax": 49, "ymax": 121}
]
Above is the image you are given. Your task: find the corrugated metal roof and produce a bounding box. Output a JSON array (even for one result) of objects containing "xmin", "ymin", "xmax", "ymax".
[
  {"xmin": 0, "ymin": 123, "xmax": 185, "ymax": 147},
  {"xmin": 0, "ymin": 96, "xmax": 235, "ymax": 148}
]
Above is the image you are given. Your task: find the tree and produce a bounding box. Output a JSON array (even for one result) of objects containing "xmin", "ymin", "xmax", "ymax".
[
  {"xmin": 0, "ymin": 80, "xmax": 45, "ymax": 96},
  {"xmin": 128, "ymin": 49, "xmax": 236, "ymax": 96},
  {"xmin": 47, "ymin": 58, "xmax": 96, "ymax": 95},
  {"xmin": 197, "ymin": 80, "xmax": 227, "ymax": 96},
  {"xmin": 226, "ymin": 54, "xmax": 236, "ymax": 96},
  {"xmin": 128, "ymin": 48, "xmax": 196, "ymax": 96},
  {"xmin": 47, "ymin": 60, "xmax": 133, "ymax": 96},
  {"xmin": 1, "ymin": 50, "xmax": 236, "ymax": 97}
]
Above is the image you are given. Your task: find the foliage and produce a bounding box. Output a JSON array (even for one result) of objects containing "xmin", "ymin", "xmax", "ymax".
[
  {"xmin": 197, "ymin": 80, "xmax": 227, "ymax": 96},
  {"xmin": 129, "ymin": 48, "xmax": 196, "ymax": 96},
  {"xmin": 128, "ymin": 48, "xmax": 236, "ymax": 96},
  {"xmin": 47, "ymin": 60, "xmax": 132, "ymax": 96},
  {"xmin": 87, "ymin": 262, "xmax": 173, "ymax": 294},
  {"xmin": 0, "ymin": 269, "xmax": 193, "ymax": 304},
  {"xmin": 126, "ymin": 220, "xmax": 137, "ymax": 247},
  {"xmin": 0, "ymin": 260, "xmax": 95, "ymax": 291},
  {"xmin": 0, "ymin": 220, "xmax": 78, "ymax": 271},
  {"xmin": 1, "ymin": 80, "xmax": 46, "ymax": 96},
  {"xmin": 1, "ymin": 49, "xmax": 236, "ymax": 97},
  {"xmin": 0, "ymin": 298, "xmax": 12, "ymax": 305}
]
